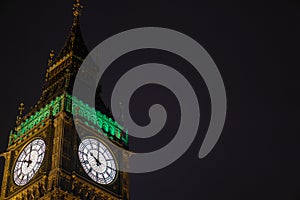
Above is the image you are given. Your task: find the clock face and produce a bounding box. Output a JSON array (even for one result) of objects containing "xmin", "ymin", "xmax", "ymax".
[
  {"xmin": 13, "ymin": 139, "xmax": 46, "ymax": 186},
  {"xmin": 78, "ymin": 138, "xmax": 117, "ymax": 185}
]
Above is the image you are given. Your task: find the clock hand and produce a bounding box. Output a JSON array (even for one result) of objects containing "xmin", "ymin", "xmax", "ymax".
[
  {"xmin": 90, "ymin": 152, "xmax": 101, "ymax": 166},
  {"xmin": 90, "ymin": 153, "xmax": 100, "ymax": 166},
  {"xmin": 20, "ymin": 160, "xmax": 33, "ymax": 165},
  {"xmin": 98, "ymin": 143, "xmax": 100, "ymax": 164},
  {"xmin": 27, "ymin": 144, "xmax": 33, "ymax": 167}
]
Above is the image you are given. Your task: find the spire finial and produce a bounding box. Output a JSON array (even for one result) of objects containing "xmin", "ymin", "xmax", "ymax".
[
  {"xmin": 49, "ymin": 50, "xmax": 55, "ymax": 59},
  {"xmin": 16, "ymin": 103, "xmax": 25, "ymax": 125},
  {"xmin": 73, "ymin": 0, "xmax": 83, "ymax": 18},
  {"xmin": 18, "ymin": 103, "xmax": 25, "ymax": 117},
  {"xmin": 48, "ymin": 49, "xmax": 55, "ymax": 67}
]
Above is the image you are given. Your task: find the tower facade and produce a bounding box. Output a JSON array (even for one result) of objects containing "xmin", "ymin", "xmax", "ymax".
[{"xmin": 0, "ymin": 1, "xmax": 129, "ymax": 199}]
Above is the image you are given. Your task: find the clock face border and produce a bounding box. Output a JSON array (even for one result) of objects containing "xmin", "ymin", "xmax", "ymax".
[
  {"xmin": 78, "ymin": 137, "xmax": 118, "ymax": 185},
  {"xmin": 12, "ymin": 138, "xmax": 46, "ymax": 186}
]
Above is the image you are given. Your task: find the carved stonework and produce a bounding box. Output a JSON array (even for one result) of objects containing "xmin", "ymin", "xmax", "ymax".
[{"xmin": 0, "ymin": 1, "xmax": 129, "ymax": 200}]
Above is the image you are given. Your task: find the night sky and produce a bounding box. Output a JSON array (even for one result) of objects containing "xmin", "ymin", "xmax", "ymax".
[{"xmin": 0, "ymin": 0, "xmax": 299, "ymax": 199}]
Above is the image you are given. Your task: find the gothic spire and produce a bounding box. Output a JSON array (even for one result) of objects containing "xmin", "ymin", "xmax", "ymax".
[
  {"xmin": 39, "ymin": 0, "xmax": 89, "ymax": 106},
  {"xmin": 51, "ymin": 0, "xmax": 88, "ymax": 64}
]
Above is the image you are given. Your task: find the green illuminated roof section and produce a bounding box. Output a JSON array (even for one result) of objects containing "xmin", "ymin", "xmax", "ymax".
[
  {"xmin": 65, "ymin": 94, "xmax": 128, "ymax": 144},
  {"xmin": 9, "ymin": 94, "xmax": 128, "ymax": 146},
  {"xmin": 10, "ymin": 96, "xmax": 63, "ymax": 145}
]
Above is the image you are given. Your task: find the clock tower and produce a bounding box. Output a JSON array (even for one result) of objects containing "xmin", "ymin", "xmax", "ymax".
[{"xmin": 0, "ymin": 0, "xmax": 130, "ymax": 199}]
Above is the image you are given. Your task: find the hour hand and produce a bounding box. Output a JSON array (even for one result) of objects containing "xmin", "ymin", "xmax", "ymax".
[
  {"xmin": 27, "ymin": 159, "xmax": 33, "ymax": 167},
  {"xmin": 20, "ymin": 160, "xmax": 32, "ymax": 166}
]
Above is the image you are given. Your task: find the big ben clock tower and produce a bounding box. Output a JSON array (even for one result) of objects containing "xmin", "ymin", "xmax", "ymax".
[{"xmin": 0, "ymin": 0, "xmax": 130, "ymax": 199}]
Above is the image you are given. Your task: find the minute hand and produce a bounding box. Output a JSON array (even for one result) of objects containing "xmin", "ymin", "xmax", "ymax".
[
  {"xmin": 27, "ymin": 144, "xmax": 33, "ymax": 167},
  {"xmin": 90, "ymin": 152, "xmax": 101, "ymax": 166}
]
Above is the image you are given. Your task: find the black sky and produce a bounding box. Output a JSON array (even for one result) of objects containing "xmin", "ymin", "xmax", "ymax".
[{"xmin": 0, "ymin": 0, "xmax": 299, "ymax": 199}]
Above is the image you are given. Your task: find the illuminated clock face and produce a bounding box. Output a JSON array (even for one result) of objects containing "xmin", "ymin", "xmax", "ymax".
[
  {"xmin": 78, "ymin": 138, "xmax": 117, "ymax": 185},
  {"xmin": 13, "ymin": 139, "xmax": 46, "ymax": 186}
]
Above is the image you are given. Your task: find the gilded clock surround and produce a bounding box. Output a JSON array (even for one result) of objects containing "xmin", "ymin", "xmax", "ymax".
[
  {"xmin": 78, "ymin": 137, "xmax": 118, "ymax": 186},
  {"xmin": 13, "ymin": 138, "xmax": 46, "ymax": 186},
  {"xmin": 0, "ymin": 0, "xmax": 130, "ymax": 199}
]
